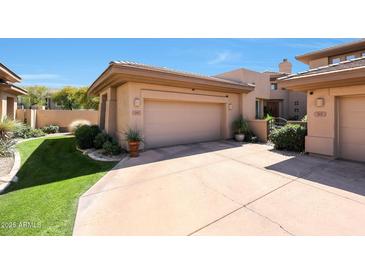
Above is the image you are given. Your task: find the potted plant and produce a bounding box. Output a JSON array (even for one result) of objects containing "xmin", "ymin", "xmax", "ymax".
[
  {"xmin": 124, "ymin": 128, "xmax": 143, "ymax": 157},
  {"xmin": 232, "ymin": 116, "xmax": 249, "ymax": 142}
]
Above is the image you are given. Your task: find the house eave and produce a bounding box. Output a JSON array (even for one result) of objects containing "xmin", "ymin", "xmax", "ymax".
[
  {"xmin": 278, "ymin": 66, "xmax": 365, "ymax": 91},
  {"xmin": 88, "ymin": 64, "xmax": 255, "ymax": 96},
  {"xmin": 0, "ymin": 83, "xmax": 28, "ymax": 95}
]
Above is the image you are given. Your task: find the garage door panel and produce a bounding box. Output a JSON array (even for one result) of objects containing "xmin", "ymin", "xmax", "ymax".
[
  {"xmin": 340, "ymin": 128, "xmax": 365, "ymax": 145},
  {"xmin": 340, "ymin": 144, "xmax": 365, "ymax": 162},
  {"xmin": 340, "ymin": 112, "xmax": 365, "ymax": 128},
  {"xmin": 144, "ymin": 99, "xmax": 223, "ymax": 148},
  {"xmin": 339, "ymin": 96, "xmax": 365, "ymax": 162}
]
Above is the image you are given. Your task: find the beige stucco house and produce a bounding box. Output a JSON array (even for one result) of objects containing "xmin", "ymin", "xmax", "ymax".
[
  {"xmin": 279, "ymin": 39, "xmax": 365, "ymax": 162},
  {"xmin": 216, "ymin": 59, "xmax": 307, "ymax": 120},
  {"xmin": 88, "ymin": 61, "xmax": 259, "ymax": 149},
  {"xmin": 0, "ymin": 63, "xmax": 27, "ymax": 121}
]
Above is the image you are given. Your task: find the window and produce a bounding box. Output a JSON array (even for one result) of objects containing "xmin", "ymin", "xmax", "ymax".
[
  {"xmin": 255, "ymin": 99, "xmax": 261, "ymax": 119},
  {"xmin": 294, "ymin": 108, "xmax": 299, "ymax": 113},
  {"xmin": 346, "ymin": 55, "xmax": 356, "ymax": 61},
  {"xmin": 271, "ymin": 83, "xmax": 278, "ymax": 90},
  {"xmin": 294, "ymin": 101, "xmax": 299, "ymax": 106},
  {"xmin": 362, "ymin": 52, "xmax": 365, "ymax": 57},
  {"xmin": 331, "ymin": 57, "xmax": 341, "ymax": 64}
]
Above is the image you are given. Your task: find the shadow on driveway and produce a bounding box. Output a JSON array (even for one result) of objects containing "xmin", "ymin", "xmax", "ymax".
[{"xmin": 265, "ymin": 150, "xmax": 365, "ymax": 197}]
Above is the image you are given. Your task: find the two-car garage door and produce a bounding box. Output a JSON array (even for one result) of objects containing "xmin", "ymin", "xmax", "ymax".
[
  {"xmin": 144, "ymin": 100, "xmax": 223, "ymax": 148},
  {"xmin": 339, "ymin": 96, "xmax": 365, "ymax": 162}
]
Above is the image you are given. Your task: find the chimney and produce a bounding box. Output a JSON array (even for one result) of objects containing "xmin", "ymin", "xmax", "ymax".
[{"xmin": 279, "ymin": 58, "xmax": 292, "ymax": 74}]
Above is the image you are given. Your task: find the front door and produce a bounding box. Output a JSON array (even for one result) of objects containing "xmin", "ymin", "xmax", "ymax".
[{"xmin": 266, "ymin": 101, "xmax": 279, "ymax": 117}]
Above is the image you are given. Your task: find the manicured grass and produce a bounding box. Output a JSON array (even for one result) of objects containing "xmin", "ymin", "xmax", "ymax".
[{"xmin": 0, "ymin": 136, "xmax": 116, "ymax": 236}]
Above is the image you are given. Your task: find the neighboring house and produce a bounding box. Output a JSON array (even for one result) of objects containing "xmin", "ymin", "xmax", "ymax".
[
  {"xmin": 215, "ymin": 59, "xmax": 307, "ymax": 120},
  {"xmin": 87, "ymin": 61, "xmax": 255, "ymax": 149},
  {"xmin": 0, "ymin": 63, "xmax": 27, "ymax": 120},
  {"xmin": 279, "ymin": 39, "xmax": 365, "ymax": 162}
]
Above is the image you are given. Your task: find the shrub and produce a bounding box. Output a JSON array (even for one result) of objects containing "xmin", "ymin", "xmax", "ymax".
[
  {"xmin": 232, "ymin": 116, "xmax": 250, "ymax": 135},
  {"xmin": 124, "ymin": 128, "xmax": 143, "ymax": 142},
  {"xmin": 42, "ymin": 124, "xmax": 59, "ymax": 134},
  {"xmin": 0, "ymin": 118, "xmax": 23, "ymax": 140},
  {"xmin": 94, "ymin": 132, "xmax": 111, "ymax": 149},
  {"xmin": 90, "ymin": 125, "xmax": 101, "ymax": 138},
  {"xmin": 74, "ymin": 124, "xmax": 100, "ymax": 149},
  {"xmin": 264, "ymin": 114, "xmax": 274, "ymax": 122},
  {"xmin": 269, "ymin": 124, "xmax": 307, "ymax": 152},
  {"xmin": 14, "ymin": 125, "xmax": 46, "ymax": 139},
  {"xmin": 0, "ymin": 138, "xmax": 15, "ymax": 157},
  {"xmin": 102, "ymin": 140, "xmax": 122, "ymax": 155}
]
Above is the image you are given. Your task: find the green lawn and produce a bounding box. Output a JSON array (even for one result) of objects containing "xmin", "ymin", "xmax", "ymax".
[{"xmin": 0, "ymin": 136, "xmax": 116, "ymax": 236}]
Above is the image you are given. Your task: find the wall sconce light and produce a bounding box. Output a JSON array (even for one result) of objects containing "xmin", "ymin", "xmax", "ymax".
[
  {"xmin": 134, "ymin": 98, "xmax": 141, "ymax": 107},
  {"xmin": 316, "ymin": 98, "xmax": 325, "ymax": 107},
  {"xmin": 228, "ymin": 103, "xmax": 233, "ymax": 110}
]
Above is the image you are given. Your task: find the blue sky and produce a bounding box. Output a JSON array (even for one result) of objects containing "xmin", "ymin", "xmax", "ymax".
[{"xmin": 0, "ymin": 38, "xmax": 356, "ymax": 88}]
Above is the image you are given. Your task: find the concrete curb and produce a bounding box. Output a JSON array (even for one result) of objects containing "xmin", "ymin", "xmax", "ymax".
[
  {"xmin": 0, "ymin": 149, "xmax": 21, "ymax": 193},
  {"xmin": 76, "ymin": 146, "xmax": 126, "ymax": 162}
]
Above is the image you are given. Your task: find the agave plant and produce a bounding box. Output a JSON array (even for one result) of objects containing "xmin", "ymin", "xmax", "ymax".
[
  {"xmin": 124, "ymin": 128, "xmax": 143, "ymax": 142},
  {"xmin": 0, "ymin": 117, "xmax": 24, "ymax": 140}
]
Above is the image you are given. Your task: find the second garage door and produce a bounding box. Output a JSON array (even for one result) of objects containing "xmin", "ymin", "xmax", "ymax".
[
  {"xmin": 339, "ymin": 95, "xmax": 365, "ymax": 162},
  {"xmin": 144, "ymin": 99, "xmax": 224, "ymax": 148}
]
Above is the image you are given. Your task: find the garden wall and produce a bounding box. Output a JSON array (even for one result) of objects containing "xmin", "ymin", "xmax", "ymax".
[
  {"xmin": 16, "ymin": 109, "xmax": 98, "ymax": 131},
  {"xmin": 248, "ymin": 119, "xmax": 268, "ymax": 143}
]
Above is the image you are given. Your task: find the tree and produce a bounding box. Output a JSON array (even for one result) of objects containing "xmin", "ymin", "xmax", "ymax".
[
  {"xmin": 52, "ymin": 86, "xmax": 99, "ymax": 110},
  {"xmin": 19, "ymin": 86, "xmax": 49, "ymax": 108}
]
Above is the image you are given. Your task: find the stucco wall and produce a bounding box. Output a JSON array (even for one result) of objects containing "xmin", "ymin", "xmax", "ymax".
[
  {"xmin": 36, "ymin": 110, "xmax": 98, "ymax": 131},
  {"xmin": 16, "ymin": 109, "xmax": 98, "ymax": 131},
  {"xmin": 0, "ymin": 91, "xmax": 17, "ymax": 120},
  {"xmin": 306, "ymin": 84, "xmax": 365, "ymax": 157},
  {"xmin": 247, "ymin": 119, "xmax": 268, "ymax": 142},
  {"xmin": 215, "ymin": 68, "xmax": 270, "ymax": 120},
  {"xmin": 16, "ymin": 109, "xmax": 37, "ymax": 128},
  {"xmin": 309, "ymin": 57, "xmax": 329, "ymax": 69},
  {"xmin": 288, "ymin": 91, "xmax": 307, "ymax": 120}
]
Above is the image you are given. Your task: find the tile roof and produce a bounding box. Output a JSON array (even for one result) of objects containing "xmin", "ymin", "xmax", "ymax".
[
  {"xmin": 279, "ymin": 56, "xmax": 365, "ymax": 81},
  {"xmin": 111, "ymin": 61, "xmax": 255, "ymax": 88},
  {"xmin": 296, "ymin": 39, "xmax": 365, "ymax": 63}
]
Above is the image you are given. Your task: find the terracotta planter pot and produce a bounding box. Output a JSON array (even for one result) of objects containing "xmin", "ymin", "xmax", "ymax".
[{"xmin": 128, "ymin": 141, "xmax": 140, "ymax": 157}]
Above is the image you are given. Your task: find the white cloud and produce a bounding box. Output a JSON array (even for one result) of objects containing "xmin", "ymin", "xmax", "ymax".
[
  {"xmin": 21, "ymin": 73, "xmax": 60, "ymax": 80},
  {"xmin": 208, "ymin": 50, "xmax": 241, "ymax": 65}
]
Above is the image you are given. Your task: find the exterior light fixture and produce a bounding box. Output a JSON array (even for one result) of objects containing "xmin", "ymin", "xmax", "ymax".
[
  {"xmin": 228, "ymin": 103, "xmax": 233, "ymax": 110},
  {"xmin": 134, "ymin": 98, "xmax": 141, "ymax": 107},
  {"xmin": 316, "ymin": 98, "xmax": 325, "ymax": 107}
]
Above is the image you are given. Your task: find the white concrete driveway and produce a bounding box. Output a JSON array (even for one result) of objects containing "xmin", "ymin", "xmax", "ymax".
[{"xmin": 73, "ymin": 141, "xmax": 365, "ymax": 236}]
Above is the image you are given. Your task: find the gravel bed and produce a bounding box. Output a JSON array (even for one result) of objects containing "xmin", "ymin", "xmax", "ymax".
[{"xmin": 0, "ymin": 156, "xmax": 14, "ymax": 177}]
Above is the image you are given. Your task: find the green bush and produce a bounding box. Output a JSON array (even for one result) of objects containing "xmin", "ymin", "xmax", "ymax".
[
  {"xmin": 94, "ymin": 132, "xmax": 111, "ymax": 149},
  {"xmin": 90, "ymin": 125, "xmax": 101, "ymax": 138},
  {"xmin": 102, "ymin": 140, "xmax": 122, "ymax": 156},
  {"xmin": 124, "ymin": 128, "xmax": 143, "ymax": 142},
  {"xmin": 232, "ymin": 116, "xmax": 250, "ymax": 135},
  {"xmin": 74, "ymin": 124, "xmax": 100, "ymax": 149},
  {"xmin": 14, "ymin": 125, "xmax": 46, "ymax": 139},
  {"xmin": 42, "ymin": 124, "xmax": 59, "ymax": 134},
  {"xmin": 269, "ymin": 124, "xmax": 307, "ymax": 152}
]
